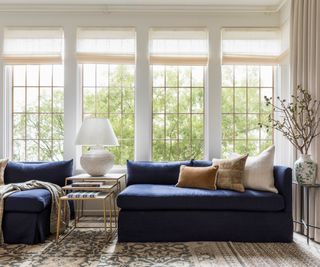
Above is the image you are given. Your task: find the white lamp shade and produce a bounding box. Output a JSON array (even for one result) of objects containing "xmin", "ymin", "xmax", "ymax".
[{"xmin": 76, "ymin": 118, "xmax": 119, "ymax": 146}]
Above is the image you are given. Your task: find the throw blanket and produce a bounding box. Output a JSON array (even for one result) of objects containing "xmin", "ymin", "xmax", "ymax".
[{"xmin": 0, "ymin": 180, "xmax": 70, "ymax": 243}]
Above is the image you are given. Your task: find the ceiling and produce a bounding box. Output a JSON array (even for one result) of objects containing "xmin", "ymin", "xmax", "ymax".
[
  {"xmin": 0, "ymin": 0, "xmax": 285, "ymax": 7},
  {"xmin": 0, "ymin": 0, "xmax": 287, "ymax": 13}
]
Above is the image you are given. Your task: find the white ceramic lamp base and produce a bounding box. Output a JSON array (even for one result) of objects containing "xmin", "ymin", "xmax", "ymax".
[{"xmin": 80, "ymin": 147, "xmax": 114, "ymax": 176}]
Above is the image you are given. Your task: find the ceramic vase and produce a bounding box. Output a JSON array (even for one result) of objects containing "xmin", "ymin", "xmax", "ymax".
[{"xmin": 294, "ymin": 154, "xmax": 317, "ymax": 184}]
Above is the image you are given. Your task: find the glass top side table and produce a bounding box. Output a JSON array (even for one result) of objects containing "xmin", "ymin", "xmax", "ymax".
[{"xmin": 293, "ymin": 182, "xmax": 320, "ymax": 244}]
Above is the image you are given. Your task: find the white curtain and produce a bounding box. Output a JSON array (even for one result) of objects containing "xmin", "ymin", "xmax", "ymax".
[{"xmin": 290, "ymin": 0, "xmax": 320, "ymax": 241}]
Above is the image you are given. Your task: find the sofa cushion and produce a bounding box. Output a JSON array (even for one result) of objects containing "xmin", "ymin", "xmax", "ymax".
[
  {"xmin": 126, "ymin": 160, "xmax": 192, "ymax": 186},
  {"xmin": 117, "ymin": 184, "xmax": 284, "ymax": 212},
  {"xmin": 192, "ymin": 160, "xmax": 212, "ymax": 167},
  {"xmin": 4, "ymin": 189, "xmax": 51, "ymax": 213},
  {"xmin": 4, "ymin": 160, "xmax": 73, "ymax": 187}
]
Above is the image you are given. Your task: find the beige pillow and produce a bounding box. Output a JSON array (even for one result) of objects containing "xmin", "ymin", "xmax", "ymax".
[
  {"xmin": 212, "ymin": 154, "xmax": 248, "ymax": 192},
  {"xmin": 176, "ymin": 165, "xmax": 219, "ymax": 190},
  {"xmin": 230, "ymin": 146, "xmax": 277, "ymax": 193},
  {"xmin": 0, "ymin": 158, "xmax": 9, "ymax": 185}
]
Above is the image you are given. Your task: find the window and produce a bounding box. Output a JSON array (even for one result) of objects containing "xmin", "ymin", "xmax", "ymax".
[
  {"xmin": 221, "ymin": 28, "xmax": 281, "ymax": 156},
  {"xmin": 81, "ymin": 64, "xmax": 134, "ymax": 165},
  {"xmin": 77, "ymin": 28, "xmax": 135, "ymax": 165},
  {"xmin": 3, "ymin": 27, "xmax": 64, "ymax": 161},
  {"xmin": 152, "ymin": 65, "xmax": 205, "ymax": 161},
  {"xmin": 221, "ymin": 65, "xmax": 273, "ymax": 156},
  {"xmin": 150, "ymin": 29, "xmax": 208, "ymax": 161},
  {"xmin": 10, "ymin": 65, "xmax": 64, "ymax": 161}
]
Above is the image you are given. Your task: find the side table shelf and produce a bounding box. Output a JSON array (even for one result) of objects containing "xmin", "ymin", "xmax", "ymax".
[{"xmin": 65, "ymin": 173, "xmax": 126, "ymax": 195}]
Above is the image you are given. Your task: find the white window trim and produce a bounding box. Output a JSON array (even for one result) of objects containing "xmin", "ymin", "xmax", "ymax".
[
  {"xmin": 0, "ymin": 62, "xmax": 5, "ymax": 159},
  {"xmin": 1, "ymin": 65, "xmax": 12, "ymax": 159},
  {"xmin": 5, "ymin": 66, "xmax": 12, "ymax": 159},
  {"xmin": 0, "ymin": 26, "xmax": 5, "ymax": 159},
  {"xmin": 63, "ymin": 26, "xmax": 81, "ymax": 171},
  {"xmin": 134, "ymin": 26, "xmax": 152, "ymax": 161},
  {"xmin": 205, "ymin": 26, "xmax": 221, "ymax": 160}
]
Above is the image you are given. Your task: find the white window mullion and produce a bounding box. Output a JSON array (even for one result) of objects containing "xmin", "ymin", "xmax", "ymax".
[
  {"xmin": 4, "ymin": 66, "xmax": 12, "ymax": 159},
  {"xmin": 0, "ymin": 62, "xmax": 6, "ymax": 159},
  {"xmin": 135, "ymin": 26, "xmax": 152, "ymax": 161},
  {"xmin": 0, "ymin": 27, "xmax": 6, "ymax": 159},
  {"xmin": 274, "ymin": 63, "xmax": 293, "ymax": 166},
  {"xmin": 63, "ymin": 26, "xmax": 80, "ymax": 165},
  {"xmin": 205, "ymin": 26, "xmax": 221, "ymax": 160}
]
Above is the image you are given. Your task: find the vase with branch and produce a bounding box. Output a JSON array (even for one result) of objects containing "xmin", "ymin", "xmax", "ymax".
[{"xmin": 259, "ymin": 85, "xmax": 320, "ymax": 184}]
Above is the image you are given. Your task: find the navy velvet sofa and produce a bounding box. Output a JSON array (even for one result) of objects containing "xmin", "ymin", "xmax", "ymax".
[
  {"xmin": 3, "ymin": 160, "xmax": 73, "ymax": 244},
  {"xmin": 117, "ymin": 160, "xmax": 293, "ymax": 243}
]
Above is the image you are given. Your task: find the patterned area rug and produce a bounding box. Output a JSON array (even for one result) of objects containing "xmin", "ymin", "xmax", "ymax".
[{"xmin": 0, "ymin": 229, "xmax": 319, "ymax": 267}]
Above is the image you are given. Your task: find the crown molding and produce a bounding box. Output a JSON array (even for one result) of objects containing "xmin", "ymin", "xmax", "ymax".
[{"xmin": 0, "ymin": 4, "xmax": 283, "ymax": 14}]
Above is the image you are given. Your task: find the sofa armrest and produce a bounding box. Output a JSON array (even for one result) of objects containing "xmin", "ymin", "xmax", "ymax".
[{"xmin": 274, "ymin": 166, "xmax": 292, "ymax": 213}]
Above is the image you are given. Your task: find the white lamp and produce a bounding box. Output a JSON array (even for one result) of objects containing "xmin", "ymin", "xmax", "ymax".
[{"xmin": 76, "ymin": 118, "xmax": 119, "ymax": 176}]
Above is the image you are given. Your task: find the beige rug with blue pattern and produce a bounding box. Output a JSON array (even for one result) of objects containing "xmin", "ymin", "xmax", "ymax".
[{"xmin": 0, "ymin": 229, "xmax": 319, "ymax": 267}]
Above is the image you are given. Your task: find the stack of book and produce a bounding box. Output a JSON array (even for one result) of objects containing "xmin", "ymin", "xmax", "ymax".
[
  {"xmin": 67, "ymin": 191, "xmax": 102, "ymax": 198},
  {"xmin": 71, "ymin": 182, "xmax": 103, "ymax": 188}
]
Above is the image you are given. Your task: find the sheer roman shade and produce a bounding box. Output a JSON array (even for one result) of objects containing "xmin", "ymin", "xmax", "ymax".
[
  {"xmin": 222, "ymin": 28, "xmax": 284, "ymax": 65},
  {"xmin": 2, "ymin": 27, "xmax": 63, "ymax": 64},
  {"xmin": 77, "ymin": 27, "xmax": 136, "ymax": 64},
  {"xmin": 149, "ymin": 28, "xmax": 208, "ymax": 66}
]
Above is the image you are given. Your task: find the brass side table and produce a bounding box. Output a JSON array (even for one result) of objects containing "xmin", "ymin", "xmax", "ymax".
[
  {"xmin": 56, "ymin": 181, "xmax": 118, "ymax": 242},
  {"xmin": 293, "ymin": 182, "xmax": 320, "ymax": 244}
]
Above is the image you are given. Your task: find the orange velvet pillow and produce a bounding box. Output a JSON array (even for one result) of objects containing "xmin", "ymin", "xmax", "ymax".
[{"xmin": 176, "ymin": 165, "xmax": 219, "ymax": 190}]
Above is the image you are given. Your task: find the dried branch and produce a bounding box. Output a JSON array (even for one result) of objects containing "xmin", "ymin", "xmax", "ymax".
[{"xmin": 259, "ymin": 85, "xmax": 320, "ymax": 155}]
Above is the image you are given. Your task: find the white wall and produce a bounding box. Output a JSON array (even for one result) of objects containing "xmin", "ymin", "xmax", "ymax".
[{"xmin": 0, "ymin": 10, "xmax": 280, "ymax": 165}]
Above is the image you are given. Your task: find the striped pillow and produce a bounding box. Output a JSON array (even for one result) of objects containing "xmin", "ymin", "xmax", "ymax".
[
  {"xmin": 0, "ymin": 159, "xmax": 9, "ymax": 185},
  {"xmin": 212, "ymin": 154, "xmax": 248, "ymax": 192}
]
